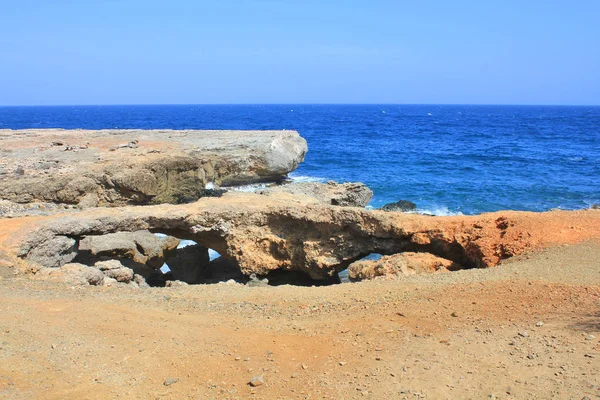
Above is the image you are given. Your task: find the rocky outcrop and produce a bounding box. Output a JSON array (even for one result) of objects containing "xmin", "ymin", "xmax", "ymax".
[
  {"xmin": 380, "ymin": 200, "xmax": 417, "ymax": 212},
  {"xmin": 0, "ymin": 129, "xmax": 307, "ymax": 206},
  {"xmin": 2, "ymin": 192, "xmax": 600, "ymax": 282},
  {"xmin": 348, "ymin": 252, "xmax": 460, "ymax": 281},
  {"xmin": 259, "ymin": 181, "xmax": 373, "ymax": 207}
]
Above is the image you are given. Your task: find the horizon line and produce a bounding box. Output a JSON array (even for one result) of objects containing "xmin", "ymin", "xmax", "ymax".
[{"xmin": 1, "ymin": 102, "xmax": 599, "ymax": 107}]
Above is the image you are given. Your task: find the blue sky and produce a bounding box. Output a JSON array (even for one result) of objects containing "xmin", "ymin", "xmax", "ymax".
[{"xmin": 0, "ymin": 0, "xmax": 599, "ymax": 105}]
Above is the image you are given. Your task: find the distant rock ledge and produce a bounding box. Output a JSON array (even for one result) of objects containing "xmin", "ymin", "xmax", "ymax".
[{"xmin": 0, "ymin": 129, "xmax": 307, "ymax": 206}]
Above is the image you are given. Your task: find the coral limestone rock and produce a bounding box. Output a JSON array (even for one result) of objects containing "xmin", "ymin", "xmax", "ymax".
[{"xmin": 0, "ymin": 129, "xmax": 307, "ymax": 206}]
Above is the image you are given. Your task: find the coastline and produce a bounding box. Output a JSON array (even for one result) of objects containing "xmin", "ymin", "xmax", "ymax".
[{"xmin": 0, "ymin": 128, "xmax": 599, "ymax": 398}]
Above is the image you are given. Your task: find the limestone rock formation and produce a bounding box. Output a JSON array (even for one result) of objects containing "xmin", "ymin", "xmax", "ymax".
[
  {"xmin": 259, "ymin": 181, "xmax": 373, "ymax": 207},
  {"xmin": 35, "ymin": 263, "xmax": 105, "ymax": 286},
  {"xmin": 348, "ymin": 252, "xmax": 460, "ymax": 281},
  {"xmin": 0, "ymin": 129, "xmax": 307, "ymax": 206},
  {"xmin": 1, "ymin": 192, "xmax": 599, "ymax": 282},
  {"xmin": 95, "ymin": 260, "xmax": 135, "ymax": 283},
  {"xmin": 77, "ymin": 230, "xmax": 179, "ymax": 275}
]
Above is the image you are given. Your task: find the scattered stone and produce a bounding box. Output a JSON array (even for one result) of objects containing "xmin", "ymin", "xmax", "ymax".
[
  {"xmin": 301, "ymin": 364, "xmax": 308, "ymax": 370},
  {"xmin": 451, "ymin": 312, "xmax": 459, "ymax": 318},
  {"xmin": 248, "ymin": 376, "xmax": 264, "ymax": 387},
  {"xmin": 165, "ymin": 280, "xmax": 189, "ymax": 287},
  {"xmin": 536, "ymin": 321, "xmax": 544, "ymax": 327},
  {"xmin": 247, "ymin": 273, "xmax": 269, "ymax": 287},
  {"xmin": 339, "ymin": 361, "xmax": 346, "ymax": 366},
  {"xmin": 585, "ymin": 334, "xmax": 595, "ymax": 341},
  {"xmin": 163, "ymin": 378, "xmax": 178, "ymax": 386},
  {"xmin": 518, "ymin": 331, "xmax": 529, "ymax": 338}
]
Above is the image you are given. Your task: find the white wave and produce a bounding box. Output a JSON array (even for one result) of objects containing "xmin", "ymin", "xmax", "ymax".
[
  {"xmin": 288, "ymin": 172, "xmax": 328, "ymax": 183},
  {"xmin": 227, "ymin": 183, "xmax": 270, "ymax": 192},
  {"xmin": 416, "ymin": 206, "xmax": 463, "ymax": 216}
]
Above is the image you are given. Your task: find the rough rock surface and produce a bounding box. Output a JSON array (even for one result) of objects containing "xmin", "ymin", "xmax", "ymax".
[
  {"xmin": 26, "ymin": 236, "xmax": 77, "ymax": 269},
  {"xmin": 2, "ymin": 192, "xmax": 600, "ymax": 281},
  {"xmin": 77, "ymin": 230, "xmax": 179, "ymax": 271},
  {"xmin": 348, "ymin": 252, "xmax": 461, "ymax": 281},
  {"xmin": 0, "ymin": 129, "xmax": 307, "ymax": 206},
  {"xmin": 35, "ymin": 263, "xmax": 105, "ymax": 286},
  {"xmin": 95, "ymin": 260, "xmax": 134, "ymax": 283},
  {"xmin": 380, "ymin": 200, "xmax": 417, "ymax": 212},
  {"xmin": 260, "ymin": 181, "xmax": 373, "ymax": 207}
]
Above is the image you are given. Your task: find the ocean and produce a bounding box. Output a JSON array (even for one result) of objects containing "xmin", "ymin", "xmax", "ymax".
[{"xmin": 1, "ymin": 104, "xmax": 599, "ymax": 215}]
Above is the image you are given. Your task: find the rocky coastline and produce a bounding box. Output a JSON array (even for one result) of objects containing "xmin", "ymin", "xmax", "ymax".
[
  {"xmin": 2, "ymin": 129, "xmax": 600, "ymax": 399},
  {"xmin": 1, "ymin": 129, "xmax": 600, "ymax": 288}
]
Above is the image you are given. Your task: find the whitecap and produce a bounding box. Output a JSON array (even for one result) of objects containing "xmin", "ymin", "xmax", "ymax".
[
  {"xmin": 288, "ymin": 172, "xmax": 328, "ymax": 183},
  {"xmin": 416, "ymin": 206, "xmax": 463, "ymax": 216},
  {"xmin": 227, "ymin": 183, "xmax": 270, "ymax": 192}
]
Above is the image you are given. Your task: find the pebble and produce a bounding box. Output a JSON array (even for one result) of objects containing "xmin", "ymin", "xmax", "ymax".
[
  {"xmin": 518, "ymin": 331, "xmax": 529, "ymax": 338},
  {"xmin": 339, "ymin": 361, "xmax": 347, "ymax": 366},
  {"xmin": 302, "ymin": 364, "xmax": 308, "ymax": 370},
  {"xmin": 535, "ymin": 321, "xmax": 544, "ymax": 327},
  {"xmin": 451, "ymin": 312, "xmax": 459, "ymax": 318},
  {"xmin": 291, "ymin": 372, "xmax": 299, "ymax": 379},
  {"xmin": 249, "ymin": 376, "xmax": 264, "ymax": 387},
  {"xmin": 163, "ymin": 378, "xmax": 178, "ymax": 387},
  {"xmin": 585, "ymin": 334, "xmax": 595, "ymax": 341}
]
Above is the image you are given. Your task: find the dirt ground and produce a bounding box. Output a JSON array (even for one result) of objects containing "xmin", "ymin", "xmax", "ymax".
[{"xmin": 1, "ymin": 241, "xmax": 599, "ymax": 400}]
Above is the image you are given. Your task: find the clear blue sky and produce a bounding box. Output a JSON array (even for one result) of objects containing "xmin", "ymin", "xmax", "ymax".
[{"xmin": 1, "ymin": 0, "xmax": 599, "ymax": 105}]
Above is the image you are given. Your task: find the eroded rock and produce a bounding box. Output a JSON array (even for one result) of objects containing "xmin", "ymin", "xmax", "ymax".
[
  {"xmin": 348, "ymin": 252, "xmax": 461, "ymax": 281},
  {"xmin": 27, "ymin": 236, "xmax": 77, "ymax": 269},
  {"xmin": 3, "ymin": 192, "xmax": 600, "ymax": 282},
  {"xmin": 77, "ymin": 230, "xmax": 179, "ymax": 273},
  {"xmin": 95, "ymin": 260, "xmax": 134, "ymax": 283},
  {"xmin": 0, "ymin": 129, "xmax": 307, "ymax": 206},
  {"xmin": 380, "ymin": 200, "xmax": 417, "ymax": 212},
  {"xmin": 260, "ymin": 181, "xmax": 373, "ymax": 207},
  {"xmin": 35, "ymin": 263, "xmax": 104, "ymax": 286}
]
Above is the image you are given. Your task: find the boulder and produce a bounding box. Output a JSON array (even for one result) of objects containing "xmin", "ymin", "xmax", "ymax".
[
  {"xmin": 380, "ymin": 200, "xmax": 417, "ymax": 212},
  {"xmin": 348, "ymin": 252, "xmax": 460, "ymax": 281},
  {"xmin": 77, "ymin": 230, "xmax": 179, "ymax": 271},
  {"xmin": 26, "ymin": 236, "xmax": 77, "ymax": 269},
  {"xmin": 95, "ymin": 260, "xmax": 134, "ymax": 283},
  {"xmin": 35, "ymin": 263, "xmax": 104, "ymax": 286},
  {"xmin": 260, "ymin": 181, "xmax": 373, "ymax": 207},
  {"xmin": 0, "ymin": 129, "xmax": 307, "ymax": 206}
]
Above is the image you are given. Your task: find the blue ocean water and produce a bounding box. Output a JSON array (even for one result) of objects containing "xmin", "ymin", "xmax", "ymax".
[{"xmin": 1, "ymin": 104, "xmax": 599, "ymax": 215}]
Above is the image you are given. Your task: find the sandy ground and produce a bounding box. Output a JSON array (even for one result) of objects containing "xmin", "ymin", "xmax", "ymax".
[{"xmin": 1, "ymin": 241, "xmax": 599, "ymax": 400}]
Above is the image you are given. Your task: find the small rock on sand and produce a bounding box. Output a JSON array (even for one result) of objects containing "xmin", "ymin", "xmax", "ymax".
[{"xmin": 249, "ymin": 375, "xmax": 264, "ymax": 387}]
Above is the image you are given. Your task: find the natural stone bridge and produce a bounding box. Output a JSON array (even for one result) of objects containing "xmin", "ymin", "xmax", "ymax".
[{"xmin": 2, "ymin": 192, "xmax": 598, "ymax": 285}]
